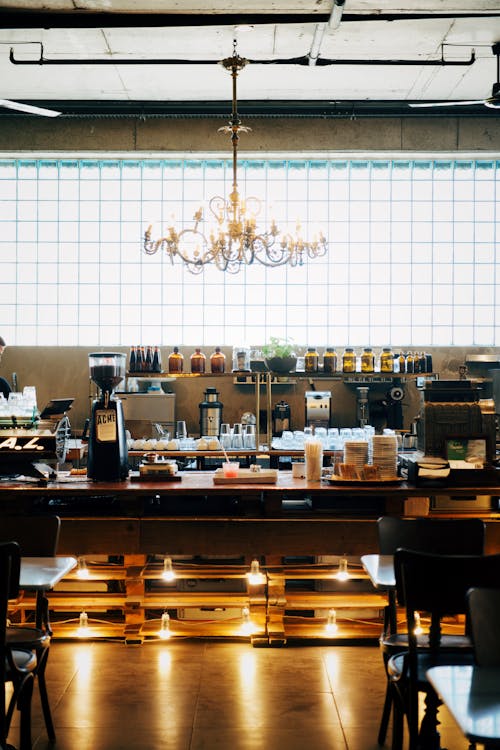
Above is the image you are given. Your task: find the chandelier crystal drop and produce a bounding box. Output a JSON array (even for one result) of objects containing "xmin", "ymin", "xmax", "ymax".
[{"xmin": 143, "ymin": 41, "xmax": 327, "ymax": 274}]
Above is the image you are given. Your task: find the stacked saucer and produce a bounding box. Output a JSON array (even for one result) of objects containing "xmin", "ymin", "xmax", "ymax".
[
  {"xmin": 370, "ymin": 435, "xmax": 398, "ymax": 479},
  {"xmin": 343, "ymin": 440, "xmax": 369, "ymax": 474}
]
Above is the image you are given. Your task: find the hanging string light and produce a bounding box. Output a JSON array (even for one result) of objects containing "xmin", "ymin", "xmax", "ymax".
[{"xmin": 143, "ymin": 40, "xmax": 327, "ymax": 274}]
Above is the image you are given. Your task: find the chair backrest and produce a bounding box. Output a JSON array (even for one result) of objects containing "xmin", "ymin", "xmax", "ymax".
[
  {"xmin": 377, "ymin": 516, "xmax": 485, "ymax": 556},
  {"xmin": 395, "ymin": 549, "xmax": 500, "ymax": 649},
  {"xmin": 467, "ymin": 587, "xmax": 500, "ymax": 667},
  {"xmin": 0, "ymin": 515, "xmax": 60, "ymax": 556}
]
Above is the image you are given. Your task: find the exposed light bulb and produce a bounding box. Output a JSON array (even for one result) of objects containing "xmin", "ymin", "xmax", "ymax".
[
  {"xmin": 240, "ymin": 605, "xmax": 253, "ymax": 636},
  {"xmin": 77, "ymin": 556, "xmax": 90, "ymax": 579},
  {"xmin": 335, "ymin": 557, "xmax": 349, "ymax": 581},
  {"xmin": 326, "ymin": 608, "xmax": 338, "ymax": 635},
  {"xmin": 159, "ymin": 611, "xmax": 171, "ymax": 640},
  {"xmin": 414, "ymin": 611, "xmax": 423, "ymax": 636},
  {"xmin": 77, "ymin": 610, "xmax": 89, "ymax": 637},
  {"xmin": 162, "ymin": 556, "xmax": 176, "ymax": 582},
  {"xmin": 247, "ymin": 559, "xmax": 265, "ymax": 586}
]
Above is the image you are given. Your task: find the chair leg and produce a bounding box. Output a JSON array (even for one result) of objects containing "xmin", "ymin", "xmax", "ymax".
[
  {"xmin": 391, "ymin": 695, "xmax": 404, "ymax": 750},
  {"xmin": 17, "ymin": 673, "xmax": 34, "ymax": 750},
  {"xmin": 36, "ymin": 647, "xmax": 55, "ymax": 741},
  {"xmin": 378, "ymin": 681, "xmax": 393, "ymax": 745}
]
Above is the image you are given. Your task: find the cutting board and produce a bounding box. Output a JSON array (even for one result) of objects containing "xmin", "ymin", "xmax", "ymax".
[{"xmin": 213, "ymin": 468, "xmax": 278, "ymax": 484}]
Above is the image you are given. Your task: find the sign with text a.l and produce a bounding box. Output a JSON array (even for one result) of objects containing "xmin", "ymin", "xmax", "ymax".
[{"xmin": 0, "ymin": 435, "xmax": 56, "ymax": 454}]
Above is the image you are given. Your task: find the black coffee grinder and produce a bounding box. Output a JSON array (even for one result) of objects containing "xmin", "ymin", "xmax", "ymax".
[{"xmin": 87, "ymin": 352, "xmax": 129, "ymax": 481}]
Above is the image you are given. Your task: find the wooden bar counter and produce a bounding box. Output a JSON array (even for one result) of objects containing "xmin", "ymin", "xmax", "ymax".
[{"xmin": 2, "ymin": 471, "xmax": 500, "ymax": 644}]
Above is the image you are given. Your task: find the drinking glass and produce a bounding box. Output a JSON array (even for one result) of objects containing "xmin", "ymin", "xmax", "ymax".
[
  {"xmin": 176, "ymin": 420, "xmax": 187, "ymax": 440},
  {"xmin": 244, "ymin": 424, "xmax": 256, "ymax": 449},
  {"xmin": 220, "ymin": 423, "xmax": 232, "ymax": 450},
  {"xmin": 232, "ymin": 423, "xmax": 243, "ymax": 450}
]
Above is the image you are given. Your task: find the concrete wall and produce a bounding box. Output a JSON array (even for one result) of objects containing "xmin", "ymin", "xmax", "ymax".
[
  {"xmin": 0, "ymin": 115, "xmax": 499, "ymax": 152},
  {"xmin": 1, "ymin": 345, "xmax": 497, "ymax": 438}
]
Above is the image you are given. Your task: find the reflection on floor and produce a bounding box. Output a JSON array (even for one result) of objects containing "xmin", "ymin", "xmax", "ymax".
[{"xmin": 8, "ymin": 640, "xmax": 470, "ymax": 750}]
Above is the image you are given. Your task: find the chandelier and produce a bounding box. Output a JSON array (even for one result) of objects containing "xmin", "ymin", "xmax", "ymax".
[{"xmin": 143, "ymin": 42, "xmax": 327, "ymax": 274}]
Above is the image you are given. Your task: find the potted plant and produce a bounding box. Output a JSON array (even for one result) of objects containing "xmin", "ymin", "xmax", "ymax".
[{"xmin": 261, "ymin": 337, "xmax": 297, "ymax": 374}]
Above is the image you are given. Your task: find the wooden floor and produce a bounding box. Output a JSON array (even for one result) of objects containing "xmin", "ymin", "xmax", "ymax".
[{"xmin": 8, "ymin": 640, "xmax": 471, "ymax": 750}]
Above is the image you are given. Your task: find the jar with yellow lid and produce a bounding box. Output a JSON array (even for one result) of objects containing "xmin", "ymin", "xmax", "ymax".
[
  {"xmin": 380, "ymin": 347, "xmax": 394, "ymax": 373},
  {"xmin": 342, "ymin": 347, "xmax": 356, "ymax": 373},
  {"xmin": 305, "ymin": 347, "xmax": 319, "ymax": 373},
  {"xmin": 361, "ymin": 347, "xmax": 375, "ymax": 373}
]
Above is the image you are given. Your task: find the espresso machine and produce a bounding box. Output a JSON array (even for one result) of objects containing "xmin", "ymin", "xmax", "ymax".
[{"xmin": 87, "ymin": 352, "xmax": 129, "ymax": 481}]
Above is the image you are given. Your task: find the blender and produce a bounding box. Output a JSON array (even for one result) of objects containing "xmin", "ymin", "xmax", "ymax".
[{"xmin": 87, "ymin": 352, "xmax": 129, "ymax": 481}]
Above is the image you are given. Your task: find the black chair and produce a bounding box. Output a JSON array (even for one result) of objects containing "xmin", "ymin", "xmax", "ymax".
[
  {"xmin": 376, "ymin": 516, "xmax": 485, "ymax": 747},
  {"xmin": 0, "ymin": 541, "xmax": 36, "ymax": 750},
  {"xmin": 1, "ymin": 516, "xmax": 61, "ymax": 742},
  {"xmin": 389, "ymin": 549, "xmax": 500, "ymax": 750},
  {"xmin": 467, "ymin": 587, "xmax": 500, "ymax": 667}
]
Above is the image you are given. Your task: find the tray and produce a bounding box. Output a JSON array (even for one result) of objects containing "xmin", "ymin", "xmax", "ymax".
[
  {"xmin": 213, "ymin": 468, "xmax": 278, "ymax": 484},
  {"xmin": 325, "ymin": 475, "xmax": 402, "ymax": 485}
]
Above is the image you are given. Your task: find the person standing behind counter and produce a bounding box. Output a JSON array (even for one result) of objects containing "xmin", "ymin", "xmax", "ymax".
[{"xmin": 0, "ymin": 336, "xmax": 11, "ymax": 398}]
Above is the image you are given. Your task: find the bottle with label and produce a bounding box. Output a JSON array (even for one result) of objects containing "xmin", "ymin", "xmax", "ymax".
[
  {"xmin": 129, "ymin": 345, "xmax": 136, "ymax": 373},
  {"xmin": 168, "ymin": 347, "xmax": 184, "ymax": 374},
  {"xmin": 305, "ymin": 347, "xmax": 319, "ymax": 373},
  {"xmin": 406, "ymin": 352, "xmax": 415, "ymax": 374},
  {"xmin": 380, "ymin": 347, "xmax": 394, "ymax": 373},
  {"xmin": 418, "ymin": 352, "xmax": 427, "ymax": 374},
  {"xmin": 323, "ymin": 348, "xmax": 337, "ymax": 374},
  {"xmin": 342, "ymin": 347, "xmax": 356, "ymax": 373},
  {"xmin": 361, "ymin": 348, "xmax": 375, "ymax": 373},
  {"xmin": 190, "ymin": 348, "xmax": 206, "ymax": 374},
  {"xmin": 152, "ymin": 346, "xmax": 162, "ymax": 373},
  {"xmin": 210, "ymin": 347, "xmax": 226, "ymax": 374}
]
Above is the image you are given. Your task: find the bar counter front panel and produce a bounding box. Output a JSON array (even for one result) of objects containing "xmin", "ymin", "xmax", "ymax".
[{"xmin": 2, "ymin": 473, "xmax": 500, "ymax": 644}]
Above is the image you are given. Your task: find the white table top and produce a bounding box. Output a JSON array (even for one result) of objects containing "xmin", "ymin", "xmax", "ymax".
[
  {"xmin": 361, "ymin": 554, "xmax": 395, "ymax": 590},
  {"xmin": 427, "ymin": 665, "xmax": 500, "ymax": 745},
  {"xmin": 20, "ymin": 556, "xmax": 76, "ymax": 590}
]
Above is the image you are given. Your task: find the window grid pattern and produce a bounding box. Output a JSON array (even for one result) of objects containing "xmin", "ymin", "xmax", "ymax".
[{"xmin": 0, "ymin": 157, "xmax": 498, "ymax": 347}]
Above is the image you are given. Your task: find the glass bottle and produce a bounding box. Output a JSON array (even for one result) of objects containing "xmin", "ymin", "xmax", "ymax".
[
  {"xmin": 361, "ymin": 347, "xmax": 375, "ymax": 373},
  {"xmin": 342, "ymin": 347, "xmax": 356, "ymax": 373},
  {"xmin": 305, "ymin": 347, "xmax": 319, "ymax": 373},
  {"xmin": 145, "ymin": 345, "xmax": 153, "ymax": 372},
  {"xmin": 152, "ymin": 346, "xmax": 162, "ymax": 373},
  {"xmin": 406, "ymin": 352, "xmax": 415, "ymax": 374},
  {"xmin": 210, "ymin": 347, "xmax": 226, "ymax": 374},
  {"xmin": 190, "ymin": 348, "xmax": 206, "ymax": 374},
  {"xmin": 380, "ymin": 347, "xmax": 394, "ymax": 373},
  {"xmin": 136, "ymin": 345, "xmax": 144, "ymax": 372},
  {"xmin": 129, "ymin": 345, "xmax": 136, "ymax": 373},
  {"xmin": 323, "ymin": 347, "xmax": 337, "ymax": 374},
  {"xmin": 398, "ymin": 352, "xmax": 406, "ymax": 374},
  {"xmin": 419, "ymin": 352, "xmax": 427, "ymax": 374},
  {"xmin": 168, "ymin": 346, "xmax": 184, "ymax": 374}
]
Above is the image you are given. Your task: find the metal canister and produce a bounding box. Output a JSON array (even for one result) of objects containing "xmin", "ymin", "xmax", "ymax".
[{"xmin": 199, "ymin": 387, "xmax": 223, "ymax": 436}]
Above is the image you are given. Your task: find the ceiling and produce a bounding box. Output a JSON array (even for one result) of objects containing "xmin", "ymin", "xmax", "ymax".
[{"xmin": 1, "ymin": 1, "xmax": 500, "ymax": 117}]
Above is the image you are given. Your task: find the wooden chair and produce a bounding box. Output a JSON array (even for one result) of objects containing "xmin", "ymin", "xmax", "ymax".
[
  {"xmin": 376, "ymin": 516, "xmax": 485, "ymax": 747},
  {"xmin": 0, "ymin": 516, "xmax": 61, "ymax": 742},
  {"xmin": 389, "ymin": 549, "xmax": 500, "ymax": 750},
  {"xmin": 0, "ymin": 541, "xmax": 36, "ymax": 750},
  {"xmin": 467, "ymin": 587, "xmax": 500, "ymax": 667}
]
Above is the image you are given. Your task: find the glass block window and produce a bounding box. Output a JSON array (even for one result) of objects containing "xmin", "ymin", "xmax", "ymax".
[{"xmin": 0, "ymin": 157, "xmax": 498, "ymax": 347}]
